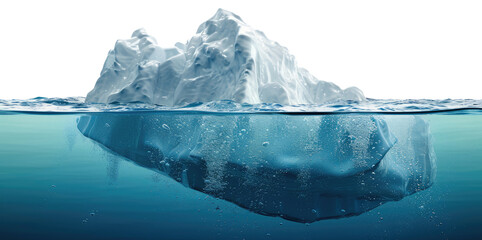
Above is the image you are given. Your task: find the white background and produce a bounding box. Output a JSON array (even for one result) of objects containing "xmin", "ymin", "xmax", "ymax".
[{"xmin": 0, "ymin": 0, "xmax": 481, "ymax": 100}]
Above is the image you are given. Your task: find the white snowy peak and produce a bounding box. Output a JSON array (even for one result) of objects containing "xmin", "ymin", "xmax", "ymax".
[{"xmin": 86, "ymin": 9, "xmax": 365, "ymax": 106}]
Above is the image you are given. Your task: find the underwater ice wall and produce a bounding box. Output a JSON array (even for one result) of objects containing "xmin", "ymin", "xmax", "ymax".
[
  {"xmin": 85, "ymin": 9, "xmax": 365, "ymax": 106},
  {"xmin": 80, "ymin": 9, "xmax": 436, "ymax": 222},
  {"xmin": 78, "ymin": 114, "xmax": 436, "ymax": 222}
]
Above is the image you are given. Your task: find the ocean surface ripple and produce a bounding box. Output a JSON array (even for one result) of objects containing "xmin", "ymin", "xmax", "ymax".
[{"xmin": 0, "ymin": 97, "xmax": 481, "ymax": 114}]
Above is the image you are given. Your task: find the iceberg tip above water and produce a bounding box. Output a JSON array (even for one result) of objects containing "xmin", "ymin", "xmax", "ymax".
[{"xmin": 85, "ymin": 8, "xmax": 366, "ymax": 106}]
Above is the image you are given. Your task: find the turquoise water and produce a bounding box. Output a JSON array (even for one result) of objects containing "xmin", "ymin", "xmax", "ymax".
[{"xmin": 0, "ymin": 100, "xmax": 481, "ymax": 239}]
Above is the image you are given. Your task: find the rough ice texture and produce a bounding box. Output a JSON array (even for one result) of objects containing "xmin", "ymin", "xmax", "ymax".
[
  {"xmin": 78, "ymin": 114, "xmax": 436, "ymax": 223},
  {"xmin": 85, "ymin": 9, "xmax": 365, "ymax": 106}
]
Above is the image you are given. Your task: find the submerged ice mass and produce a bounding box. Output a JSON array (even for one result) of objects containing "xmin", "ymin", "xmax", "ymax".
[
  {"xmin": 85, "ymin": 9, "xmax": 365, "ymax": 106},
  {"xmin": 80, "ymin": 9, "xmax": 436, "ymax": 222},
  {"xmin": 78, "ymin": 113, "xmax": 435, "ymax": 222}
]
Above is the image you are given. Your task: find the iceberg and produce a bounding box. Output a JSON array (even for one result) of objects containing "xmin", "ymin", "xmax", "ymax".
[
  {"xmin": 79, "ymin": 9, "xmax": 436, "ymax": 222},
  {"xmin": 85, "ymin": 9, "xmax": 365, "ymax": 106}
]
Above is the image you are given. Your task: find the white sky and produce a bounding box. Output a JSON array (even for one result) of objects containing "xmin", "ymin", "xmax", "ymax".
[{"xmin": 0, "ymin": 0, "xmax": 481, "ymax": 100}]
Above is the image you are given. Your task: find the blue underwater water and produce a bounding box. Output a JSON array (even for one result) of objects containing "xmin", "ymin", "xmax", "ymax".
[{"xmin": 0, "ymin": 98, "xmax": 481, "ymax": 239}]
